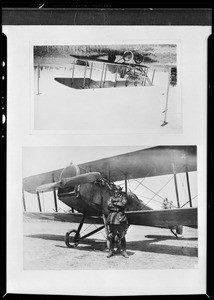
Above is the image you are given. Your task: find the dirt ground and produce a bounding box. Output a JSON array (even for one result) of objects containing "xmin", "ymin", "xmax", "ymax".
[{"xmin": 23, "ymin": 219, "xmax": 198, "ymax": 270}]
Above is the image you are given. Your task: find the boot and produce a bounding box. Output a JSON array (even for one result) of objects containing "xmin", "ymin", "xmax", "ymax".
[
  {"xmin": 122, "ymin": 250, "xmax": 129, "ymax": 258},
  {"xmin": 107, "ymin": 250, "xmax": 114, "ymax": 258}
]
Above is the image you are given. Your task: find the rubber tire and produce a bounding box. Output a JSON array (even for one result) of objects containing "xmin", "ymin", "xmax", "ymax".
[
  {"xmin": 176, "ymin": 225, "xmax": 183, "ymax": 235},
  {"xmin": 65, "ymin": 229, "xmax": 80, "ymax": 248}
]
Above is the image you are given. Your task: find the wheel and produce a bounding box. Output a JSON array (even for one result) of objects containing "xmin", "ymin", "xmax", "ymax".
[
  {"xmin": 65, "ymin": 229, "xmax": 80, "ymax": 248},
  {"xmin": 176, "ymin": 225, "xmax": 183, "ymax": 235}
]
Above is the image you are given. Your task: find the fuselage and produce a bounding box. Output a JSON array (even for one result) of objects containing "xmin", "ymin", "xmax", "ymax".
[
  {"xmin": 51, "ymin": 162, "xmax": 152, "ymax": 216},
  {"xmin": 58, "ymin": 182, "xmax": 152, "ymax": 216}
]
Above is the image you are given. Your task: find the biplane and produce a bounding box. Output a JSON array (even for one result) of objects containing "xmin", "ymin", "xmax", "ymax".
[
  {"xmin": 54, "ymin": 51, "xmax": 156, "ymax": 90},
  {"xmin": 35, "ymin": 50, "xmax": 174, "ymax": 127},
  {"xmin": 23, "ymin": 146, "xmax": 197, "ymax": 249}
]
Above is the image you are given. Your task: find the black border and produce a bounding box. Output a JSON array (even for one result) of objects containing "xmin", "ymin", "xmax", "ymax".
[
  {"xmin": 207, "ymin": 34, "xmax": 213, "ymax": 300},
  {"xmin": 1, "ymin": 7, "xmax": 212, "ymax": 25},
  {"xmin": 1, "ymin": 32, "xmax": 7, "ymax": 299}
]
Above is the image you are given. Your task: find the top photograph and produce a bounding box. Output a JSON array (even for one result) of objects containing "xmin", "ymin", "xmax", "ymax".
[{"xmin": 33, "ymin": 44, "xmax": 180, "ymax": 133}]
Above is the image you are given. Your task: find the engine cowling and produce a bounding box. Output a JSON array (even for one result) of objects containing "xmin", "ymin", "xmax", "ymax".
[
  {"xmin": 58, "ymin": 163, "xmax": 80, "ymax": 197},
  {"xmin": 59, "ymin": 163, "xmax": 80, "ymax": 180}
]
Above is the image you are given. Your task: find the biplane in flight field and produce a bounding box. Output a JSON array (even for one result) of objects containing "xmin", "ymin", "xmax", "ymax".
[
  {"xmin": 54, "ymin": 51, "xmax": 156, "ymax": 90},
  {"xmin": 23, "ymin": 146, "xmax": 197, "ymax": 249}
]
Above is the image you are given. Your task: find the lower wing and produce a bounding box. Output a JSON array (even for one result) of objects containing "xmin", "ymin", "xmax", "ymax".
[
  {"xmin": 24, "ymin": 207, "xmax": 197, "ymax": 229},
  {"xmin": 125, "ymin": 207, "xmax": 197, "ymax": 229},
  {"xmin": 23, "ymin": 212, "xmax": 103, "ymax": 224}
]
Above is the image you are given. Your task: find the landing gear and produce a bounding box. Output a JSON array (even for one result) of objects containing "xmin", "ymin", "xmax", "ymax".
[
  {"xmin": 64, "ymin": 214, "xmax": 105, "ymax": 248},
  {"xmin": 176, "ymin": 225, "xmax": 183, "ymax": 235},
  {"xmin": 170, "ymin": 225, "xmax": 183, "ymax": 238},
  {"xmin": 65, "ymin": 229, "xmax": 80, "ymax": 248}
]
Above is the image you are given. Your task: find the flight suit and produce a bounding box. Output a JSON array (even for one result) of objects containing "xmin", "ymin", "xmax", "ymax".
[{"xmin": 107, "ymin": 193, "xmax": 128, "ymax": 254}]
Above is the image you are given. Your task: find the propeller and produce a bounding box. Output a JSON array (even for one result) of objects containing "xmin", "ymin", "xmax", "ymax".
[
  {"xmin": 36, "ymin": 181, "xmax": 61, "ymax": 193},
  {"xmin": 61, "ymin": 172, "xmax": 101, "ymax": 188},
  {"xmin": 36, "ymin": 172, "xmax": 101, "ymax": 193}
]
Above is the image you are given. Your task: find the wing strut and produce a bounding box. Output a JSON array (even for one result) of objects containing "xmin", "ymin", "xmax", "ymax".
[
  {"xmin": 186, "ymin": 168, "xmax": 192, "ymax": 207},
  {"xmin": 89, "ymin": 62, "xmax": 93, "ymax": 86},
  {"xmin": 144, "ymin": 68, "xmax": 149, "ymax": 86},
  {"xmin": 114, "ymin": 66, "xmax": 118, "ymax": 87},
  {"xmin": 173, "ymin": 163, "xmax": 180, "ymax": 208},
  {"xmin": 52, "ymin": 174, "xmax": 58, "ymax": 212},
  {"xmin": 37, "ymin": 191, "xmax": 42, "ymax": 212},
  {"xmin": 103, "ymin": 64, "xmax": 108, "ymax": 87},
  {"xmin": 124, "ymin": 175, "xmax": 128, "ymax": 194},
  {"xmin": 83, "ymin": 63, "xmax": 87, "ymax": 88},
  {"xmin": 53, "ymin": 188, "xmax": 58, "ymax": 212},
  {"xmin": 100, "ymin": 63, "xmax": 105, "ymax": 88},
  {"xmin": 22, "ymin": 189, "xmax": 26, "ymax": 212},
  {"xmin": 161, "ymin": 66, "xmax": 171, "ymax": 127},
  {"xmin": 151, "ymin": 69, "xmax": 156, "ymax": 85},
  {"xmin": 71, "ymin": 58, "xmax": 76, "ymax": 85}
]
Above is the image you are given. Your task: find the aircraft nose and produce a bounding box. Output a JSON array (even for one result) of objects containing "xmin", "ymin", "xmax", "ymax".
[{"xmin": 60, "ymin": 163, "xmax": 80, "ymax": 180}]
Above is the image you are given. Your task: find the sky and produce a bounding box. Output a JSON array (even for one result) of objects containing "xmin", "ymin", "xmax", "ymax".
[{"xmin": 22, "ymin": 146, "xmax": 197, "ymax": 212}]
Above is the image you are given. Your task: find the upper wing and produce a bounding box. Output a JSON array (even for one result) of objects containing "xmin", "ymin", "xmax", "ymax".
[
  {"xmin": 79, "ymin": 146, "xmax": 197, "ymax": 182},
  {"xmin": 23, "ymin": 168, "xmax": 63, "ymax": 194},
  {"xmin": 125, "ymin": 207, "xmax": 197, "ymax": 229},
  {"xmin": 23, "ymin": 146, "xmax": 197, "ymax": 193}
]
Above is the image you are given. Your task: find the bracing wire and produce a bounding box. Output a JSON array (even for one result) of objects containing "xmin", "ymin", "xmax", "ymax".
[
  {"xmin": 139, "ymin": 175, "xmax": 175, "ymax": 209},
  {"xmin": 132, "ymin": 169, "xmax": 152, "ymax": 193},
  {"xmin": 136, "ymin": 194, "xmax": 164, "ymax": 204},
  {"xmin": 80, "ymin": 222, "xmax": 106, "ymax": 240},
  {"xmin": 180, "ymin": 195, "xmax": 198, "ymax": 208},
  {"xmin": 191, "ymin": 195, "xmax": 198, "ymax": 201},
  {"xmin": 135, "ymin": 175, "xmax": 174, "ymax": 202}
]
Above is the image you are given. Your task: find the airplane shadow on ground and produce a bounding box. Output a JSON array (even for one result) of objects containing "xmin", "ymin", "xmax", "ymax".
[{"xmin": 26, "ymin": 233, "xmax": 198, "ymax": 257}]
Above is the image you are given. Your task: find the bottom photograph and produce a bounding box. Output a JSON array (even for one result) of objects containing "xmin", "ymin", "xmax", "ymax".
[{"xmin": 22, "ymin": 146, "xmax": 198, "ymax": 270}]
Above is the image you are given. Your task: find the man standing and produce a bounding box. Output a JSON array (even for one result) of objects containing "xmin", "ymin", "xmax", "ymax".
[{"xmin": 106, "ymin": 186, "xmax": 129, "ymax": 258}]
